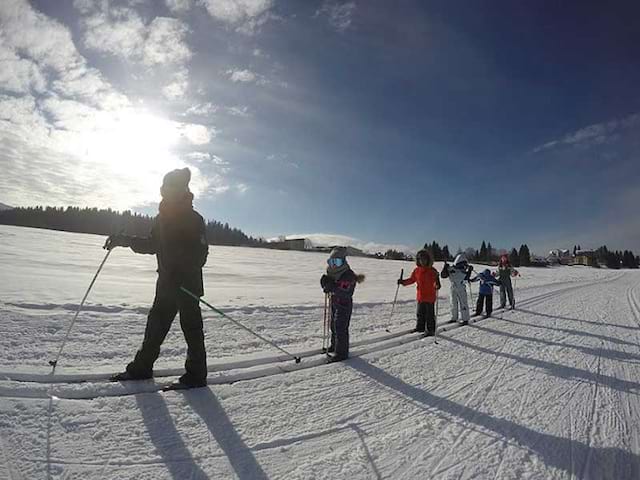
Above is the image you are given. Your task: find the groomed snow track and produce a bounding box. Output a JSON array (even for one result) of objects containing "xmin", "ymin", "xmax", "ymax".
[{"xmin": 0, "ymin": 273, "xmax": 625, "ymax": 400}]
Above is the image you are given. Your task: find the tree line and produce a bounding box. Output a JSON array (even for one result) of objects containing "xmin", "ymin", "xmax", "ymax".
[
  {"xmin": 0, "ymin": 206, "xmax": 265, "ymax": 247},
  {"xmin": 594, "ymin": 246, "xmax": 639, "ymax": 269}
]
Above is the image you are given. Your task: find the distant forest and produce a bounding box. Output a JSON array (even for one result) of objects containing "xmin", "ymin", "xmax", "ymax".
[{"xmin": 0, "ymin": 206, "xmax": 265, "ymax": 247}]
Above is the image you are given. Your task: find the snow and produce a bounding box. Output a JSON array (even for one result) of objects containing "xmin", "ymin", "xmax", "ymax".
[{"xmin": 1, "ymin": 224, "xmax": 639, "ymax": 479}]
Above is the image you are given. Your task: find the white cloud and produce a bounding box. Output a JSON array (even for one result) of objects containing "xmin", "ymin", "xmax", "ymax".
[
  {"xmin": 200, "ymin": 0, "xmax": 275, "ymax": 34},
  {"xmin": 179, "ymin": 123, "xmax": 213, "ymax": 144},
  {"xmin": 0, "ymin": 39, "xmax": 47, "ymax": 94},
  {"xmin": 225, "ymin": 68, "xmax": 285, "ymax": 88},
  {"xmin": 144, "ymin": 18, "xmax": 192, "ymax": 65},
  {"xmin": 78, "ymin": 3, "xmax": 192, "ymax": 67},
  {"xmin": 185, "ymin": 102, "xmax": 218, "ymax": 116},
  {"xmin": 225, "ymin": 105, "xmax": 249, "ymax": 117},
  {"xmin": 0, "ymin": 1, "xmax": 220, "ymax": 209},
  {"xmin": 0, "ymin": 0, "xmax": 125, "ymax": 109},
  {"xmin": 165, "ymin": 0, "xmax": 193, "ymax": 13},
  {"xmin": 316, "ymin": 1, "xmax": 356, "ymax": 33},
  {"xmin": 532, "ymin": 112, "xmax": 640, "ymax": 153},
  {"xmin": 162, "ymin": 69, "xmax": 190, "ymax": 99},
  {"xmin": 227, "ymin": 68, "xmax": 257, "ymax": 83}
]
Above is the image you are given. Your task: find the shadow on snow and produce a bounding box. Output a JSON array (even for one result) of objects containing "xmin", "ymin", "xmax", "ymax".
[{"xmin": 347, "ymin": 357, "xmax": 640, "ymax": 479}]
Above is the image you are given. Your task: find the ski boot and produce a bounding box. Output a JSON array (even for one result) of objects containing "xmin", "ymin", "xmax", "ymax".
[
  {"xmin": 110, "ymin": 371, "xmax": 152, "ymax": 382},
  {"xmin": 326, "ymin": 354, "xmax": 348, "ymax": 364}
]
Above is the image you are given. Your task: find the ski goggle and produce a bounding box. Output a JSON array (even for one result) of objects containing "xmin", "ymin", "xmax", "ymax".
[{"xmin": 327, "ymin": 257, "xmax": 345, "ymax": 267}]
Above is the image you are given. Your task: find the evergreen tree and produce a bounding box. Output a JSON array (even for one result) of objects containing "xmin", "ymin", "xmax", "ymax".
[
  {"xmin": 518, "ymin": 244, "xmax": 531, "ymax": 266},
  {"xmin": 0, "ymin": 206, "xmax": 265, "ymax": 247},
  {"xmin": 487, "ymin": 242, "xmax": 493, "ymax": 262},
  {"xmin": 479, "ymin": 241, "xmax": 487, "ymax": 262},
  {"xmin": 509, "ymin": 248, "xmax": 520, "ymax": 267},
  {"xmin": 442, "ymin": 245, "xmax": 451, "ymax": 261}
]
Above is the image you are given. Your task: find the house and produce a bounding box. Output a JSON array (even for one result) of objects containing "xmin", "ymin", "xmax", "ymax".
[
  {"xmin": 267, "ymin": 237, "xmax": 311, "ymax": 251},
  {"xmin": 573, "ymin": 250, "xmax": 597, "ymax": 267},
  {"xmin": 547, "ymin": 249, "xmax": 572, "ymax": 265}
]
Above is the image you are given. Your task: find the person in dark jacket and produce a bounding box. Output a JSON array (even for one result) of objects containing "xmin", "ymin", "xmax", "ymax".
[
  {"xmin": 470, "ymin": 268, "xmax": 500, "ymax": 318},
  {"xmin": 399, "ymin": 249, "xmax": 441, "ymax": 336},
  {"xmin": 106, "ymin": 167, "xmax": 209, "ymax": 387},
  {"xmin": 496, "ymin": 255, "xmax": 519, "ymax": 309},
  {"xmin": 320, "ymin": 247, "xmax": 364, "ymax": 362}
]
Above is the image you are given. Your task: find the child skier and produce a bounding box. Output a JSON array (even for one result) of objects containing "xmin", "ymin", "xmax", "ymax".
[
  {"xmin": 470, "ymin": 269, "xmax": 500, "ymax": 318},
  {"xmin": 441, "ymin": 254, "xmax": 473, "ymax": 325},
  {"xmin": 496, "ymin": 255, "xmax": 519, "ymax": 309},
  {"xmin": 398, "ymin": 249, "xmax": 441, "ymax": 336},
  {"xmin": 320, "ymin": 247, "xmax": 364, "ymax": 362}
]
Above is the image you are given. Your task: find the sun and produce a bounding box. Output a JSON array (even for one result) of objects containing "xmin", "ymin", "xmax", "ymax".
[{"xmin": 72, "ymin": 108, "xmax": 193, "ymax": 204}]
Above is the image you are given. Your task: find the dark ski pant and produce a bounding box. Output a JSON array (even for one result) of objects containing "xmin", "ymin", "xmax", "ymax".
[
  {"xmin": 329, "ymin": 300, "xmax": 352, "ymax": 359},
  {"xmin": 127, "ymin": 278, "xmax": 207, "ymax": 383},
  {"xmin": 500, "ymin": 282, "xmax": 515, "ymax": 308},
  {"xmin": 416, "ymin": 302, "xmax": 436, "ymax": 334},
  {"xmin": 475, "ymin": 293, "xmax": 493, "ymax": 316}
]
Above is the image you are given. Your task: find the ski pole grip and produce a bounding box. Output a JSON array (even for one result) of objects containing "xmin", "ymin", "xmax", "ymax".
[{"xmin": 400, "ymin": 268, "xmax": 404, "ymax": 280}]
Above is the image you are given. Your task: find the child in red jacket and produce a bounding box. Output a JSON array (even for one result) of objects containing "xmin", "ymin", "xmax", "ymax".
[{"xmin": 398, "ymin": 249, "xmax": 441, "ymax": 336}]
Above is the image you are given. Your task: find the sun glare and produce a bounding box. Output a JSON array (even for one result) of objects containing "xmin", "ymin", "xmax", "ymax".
[{"xmin": 70, "ymin": 108, "xmax": 201, "ymax": 205}]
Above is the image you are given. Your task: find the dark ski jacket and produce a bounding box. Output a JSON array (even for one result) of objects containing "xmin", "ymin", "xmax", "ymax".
[
  {"xmin": 123, "ymin": 209, "xmax": 209, "ymax": 296},
  {"xmin": 496, "ymin": 265, "xmax": 517, "ymax": 285},
  {"xmin": 321, "ymin": 269, "xmax": 358, "ymax": 306},
  {"xmin": 470, "ymin": 270, "xmax": 500, "ymax": 295}
]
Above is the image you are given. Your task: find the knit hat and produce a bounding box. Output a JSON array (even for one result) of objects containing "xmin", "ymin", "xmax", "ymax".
[
  {"xmin": 161, "ymin": 167, "xmax": 191, "ymax": 199},
  {"xmin": 329, "ymin": 246, "xmax": 347, "ymax": 260},
  {"xmin": 416, "ymin": 249, "xmax": 433, "ymax": 267}
]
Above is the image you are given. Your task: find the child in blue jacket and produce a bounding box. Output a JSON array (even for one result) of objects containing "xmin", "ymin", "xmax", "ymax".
[{"xmin": 470, "ymin": 269, "xmax": 500, "ymax": 318}]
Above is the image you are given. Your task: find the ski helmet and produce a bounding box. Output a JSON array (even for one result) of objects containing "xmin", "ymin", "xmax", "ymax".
[
  {"xmin": 326, "ymin": 246, "xmax": 349, "ymax": 277},
  {"xmin": 453, "ymin": 254, "xmax": 468, "ymax": 266}
]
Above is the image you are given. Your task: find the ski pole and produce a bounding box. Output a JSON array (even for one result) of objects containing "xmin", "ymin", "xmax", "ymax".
[
  {"xmin": 48, "ymin": 247, "xmax": 113, "ymax": 372},
  {"xmin": 388, "ymin": 268, "xmax": 404, "ymax": 324},
  {"xmin": 181, "ymin": 287, "xmax": 302, "ymax": 363},
  {"xmin": 434, "ymin": 294, "xmax": 439, "ymax": 344},
  {"xmin": 322, "ymin": 293, "xmax": 329, "ymax": 352}
]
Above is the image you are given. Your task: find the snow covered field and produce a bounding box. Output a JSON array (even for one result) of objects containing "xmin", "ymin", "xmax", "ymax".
[{"xmin": 1, "ymin": 225, "xmax": 639, "ymax": 479}]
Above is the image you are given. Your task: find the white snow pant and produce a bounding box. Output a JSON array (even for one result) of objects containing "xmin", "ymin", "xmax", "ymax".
[{"xmin": 450, "ymin": 284, "xmax": 470, "ymax": 322}]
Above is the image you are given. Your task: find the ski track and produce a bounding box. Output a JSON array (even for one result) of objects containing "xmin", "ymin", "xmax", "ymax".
[
  {"xmin": 0, "ymin": 273, "xmax": 613, "ymax": 400},
  {"xmin": 1, "ymin": 231, "xmax": 639, "ymax": 479}
]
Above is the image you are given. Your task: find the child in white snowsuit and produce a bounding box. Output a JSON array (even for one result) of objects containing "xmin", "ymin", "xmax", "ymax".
[{"xmin": 441, "ymin": 254, "xmax": 473, "ymax": 325}]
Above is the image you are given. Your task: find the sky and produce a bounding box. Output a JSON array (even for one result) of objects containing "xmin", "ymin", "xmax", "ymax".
[{"xmin": 0, "ymin": 0, "xmax": 639, "ymax": 255}]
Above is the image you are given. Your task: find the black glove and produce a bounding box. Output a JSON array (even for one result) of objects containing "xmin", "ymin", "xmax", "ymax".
[
  {"xmin": 320, "ymin": 274, "xmax": 334, "ymax": 293},
  {"xmin": 103, "ymin": 234, "xmax": 129, "ymax": 250},
  {"xmin": 397, "ymin": 278, "xmax": 404, "ymax": 285}
]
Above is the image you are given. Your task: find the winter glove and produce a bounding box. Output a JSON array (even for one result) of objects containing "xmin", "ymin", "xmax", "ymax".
[
  {"xmin": 103, "ymin": 234, "xmax": 130, "ymax": 250},
  {"xmin": 397, "ymin": 278, "xmax": 404, "ymax": 285},
  {"xmin": 320, "ymin": 274, "xmax": 334, "ymax": 293}
]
